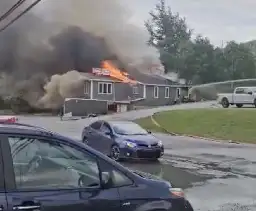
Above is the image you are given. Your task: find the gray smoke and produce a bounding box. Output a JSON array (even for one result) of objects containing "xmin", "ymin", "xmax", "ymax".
[{"xmin": 0, "ymin": 0, "xmax": 160, "ymax": 109}]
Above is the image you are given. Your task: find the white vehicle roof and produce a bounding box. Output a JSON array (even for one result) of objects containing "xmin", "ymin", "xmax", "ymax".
[{"xmin": 236, "ymin": 87, "xmax": 256, "ymax": 91}]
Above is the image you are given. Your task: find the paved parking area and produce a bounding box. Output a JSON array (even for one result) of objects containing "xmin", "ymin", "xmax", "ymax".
[{"xmin": 17, "ymin": 101, "xmax": 256, "ymax": 211}]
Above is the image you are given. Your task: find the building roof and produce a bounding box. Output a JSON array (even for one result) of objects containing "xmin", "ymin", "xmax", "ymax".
[
  {"xmin": 128, "ymin": 69, "xmax": 181, "ymax": 85},
  {"xmin": 80, "ymin": 72, "xmax": 121, "ymax": 82},
  {"xmin": 80, "ymin": 71, "xmax": 184, "ymax": 86}
]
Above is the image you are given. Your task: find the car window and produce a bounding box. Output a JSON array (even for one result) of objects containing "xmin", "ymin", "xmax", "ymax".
[
  {"xmin": 235, "ymin": 88, "xmax": 245, "ymax": 94},
  {"xmin": 112, "ymin": 122, "xmax": 148, "ymax": 135},
  {"xmin": 8, "ymin": 136, "xmax": 100, "ymax": 190},
  {"xmin": 244, "ymin": 89, "xmax": 252, "ymax": 94},
  {"xmin": 100, "ymin": 123, "xmax": 111, "ymax": 133},
  {"xmin": 99, "ymin": 159, "xmax": 133, "ymax": 187},
  {"xmin": 90, "ymin": 121, "xmax": 102, "ymax": 130}
]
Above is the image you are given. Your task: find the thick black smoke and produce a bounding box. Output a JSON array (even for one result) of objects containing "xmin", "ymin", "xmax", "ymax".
[{"xmin": 0, "ymin": 0, "xmax": 161, "ymax": 110}]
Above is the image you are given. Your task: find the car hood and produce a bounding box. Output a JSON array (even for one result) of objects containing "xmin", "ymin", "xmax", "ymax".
[{"xmin": 120, "ymin": 134, "xmax": 159, "ymax": 145}]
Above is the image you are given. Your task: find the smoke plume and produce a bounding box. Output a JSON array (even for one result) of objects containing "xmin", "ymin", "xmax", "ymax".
[{"xmin": 0, "ymin": 0, "xmax": 160, "ymax": 110}]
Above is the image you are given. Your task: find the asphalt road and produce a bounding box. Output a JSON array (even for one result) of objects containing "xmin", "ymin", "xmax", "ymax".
[{"xmin": 18, "ymin": 101, "xmax": 256, "ymax": 211}]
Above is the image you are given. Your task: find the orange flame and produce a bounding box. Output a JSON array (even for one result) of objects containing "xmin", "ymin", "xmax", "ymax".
[{"xmin": 101, "ymin": 60, "xmax": 137, "ymax": 84}]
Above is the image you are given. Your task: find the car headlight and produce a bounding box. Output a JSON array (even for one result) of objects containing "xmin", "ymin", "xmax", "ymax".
[
  {"xmin": 157, "ymin": 140, "xmax": 163, "ymax": 146},
  {"xmin": 169, "ymin": 188, "xmax": 185, "ymax": 198},
  {"xmin": 125, "ymin": 141, "xmax": 137, "ymax": 148}
]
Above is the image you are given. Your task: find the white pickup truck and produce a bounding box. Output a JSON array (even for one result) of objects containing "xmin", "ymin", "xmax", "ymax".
[{"xmin": 217, "ymin": 86, "xmax": 256, "ymax": 108}]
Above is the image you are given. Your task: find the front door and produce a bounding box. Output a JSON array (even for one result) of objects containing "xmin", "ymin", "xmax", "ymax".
[
  {"xmin": 98, "ymin": 123, "xmax": 114, "ymax": 155},
  {"xmin": 1, "ymin": 135, "xmax": 121, "ymax": 211},
  {"xmin": 0, "ymin": 137, "xmax": 8, "ymax": 211},
  {"xmin": 233, "ymin": 88, "xmax": 246, "ymax": 104},
  {"xmin": 243, "ymin": 88, "xmax": 254, "ymax": 104}
]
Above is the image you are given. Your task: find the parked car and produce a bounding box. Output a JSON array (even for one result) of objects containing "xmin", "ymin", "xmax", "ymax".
[
  {"xmin": 217, "ymin": 86, "xmax": 256, "ymax": 108},
  {"xmin": 0, "ymin": 122, "xmax": 194, "ymax": 211},
  {"xmin": 82, "ymin": 120, "xmax": 164, "ymax": 161}
]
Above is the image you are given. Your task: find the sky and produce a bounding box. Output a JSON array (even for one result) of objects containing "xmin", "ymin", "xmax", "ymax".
[{"xmin": 124, "ymin": 0, "xmax": 256, "ymax": 46}]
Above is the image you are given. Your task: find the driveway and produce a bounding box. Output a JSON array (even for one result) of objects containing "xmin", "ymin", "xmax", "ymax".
[{"xmin": 18, "ymin": 101, "xmax": 256, "ymax": 211}]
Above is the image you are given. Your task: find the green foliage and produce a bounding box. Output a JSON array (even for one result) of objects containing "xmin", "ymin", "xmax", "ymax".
[
  {"xmin": 146, "ymin": 0, "xmax": 256, "ymax": 84},
  {"xmin": 137, "ymin": 109, "xmax": 256, "ymax": 143}
]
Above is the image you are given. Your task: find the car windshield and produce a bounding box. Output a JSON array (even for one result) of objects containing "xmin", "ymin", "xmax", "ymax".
[{"xmin": 112, "ymin": 122, "xmax": 148, "ymax": 135}]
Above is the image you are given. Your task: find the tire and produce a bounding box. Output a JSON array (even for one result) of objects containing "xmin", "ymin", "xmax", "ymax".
[
  {"xmin": 110, "ymin": 145, "xmax": 121, "ymax": 161},
  {"xmin": 254, "ymin": 99, "xmax": 256, "ymax": 107},
  {"xmin": 221, "ymin": 98, "xmax": 230, "ymax": 108},
  {"xmin": 236, "ymin": 104, "xmax": 243, "ymax": 108}
]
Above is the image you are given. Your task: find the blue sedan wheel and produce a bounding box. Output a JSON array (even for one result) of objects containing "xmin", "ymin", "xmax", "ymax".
[
  {"xmin": 83, "ymin": 137, "xmax": 88, "ymax": 145},
  {"xmin": 111, "ymin": 145, "xmax": 120, "ymax": 161}
]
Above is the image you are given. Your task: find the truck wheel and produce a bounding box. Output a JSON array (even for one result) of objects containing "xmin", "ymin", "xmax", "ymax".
[
  {"xmin": 236, "ymin": 104, "xmax": 243, "ymax": 108},
  {"xmin": 221, "ymin": 98, "xmax": 230, "ymax": 108}
]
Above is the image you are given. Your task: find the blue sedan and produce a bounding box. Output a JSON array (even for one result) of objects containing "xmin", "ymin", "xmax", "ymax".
[{"xmin": 82, "ymin": 120, "xmax": 164, "ymax": 161}]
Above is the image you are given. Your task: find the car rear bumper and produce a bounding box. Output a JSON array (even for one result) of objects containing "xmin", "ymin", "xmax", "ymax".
[{"xmin": 119, "ymin": 146, "xmax": 164, "ymax": 160}]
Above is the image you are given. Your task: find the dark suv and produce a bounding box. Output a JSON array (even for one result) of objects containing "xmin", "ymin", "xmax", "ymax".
[{"xmin": 0, "ymin": 123, "xmax": 194, "ymax": 211}]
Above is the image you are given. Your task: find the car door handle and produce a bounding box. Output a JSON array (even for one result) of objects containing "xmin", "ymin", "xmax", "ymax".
[
  {"xmin": 122, "ymin": 202, "xmax": 131, "ymax": 206},
  {"xmin": 13, "ymin": 205, "xmax": 40, "ymax": 210}
]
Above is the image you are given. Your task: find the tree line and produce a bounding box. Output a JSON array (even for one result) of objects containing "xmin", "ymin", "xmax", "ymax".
[{"xmin": 145, "ymin": 0, "xmax": 256, "ymax": 84}]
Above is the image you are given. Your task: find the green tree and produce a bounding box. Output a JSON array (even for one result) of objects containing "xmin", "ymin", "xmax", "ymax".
[
  {"xmin": 223, "ymin": 41, "xmax": 256, "ymax": 80},
  {"xmin": 145, "ymin": 0, "xmax": 192, "ymax": 73},
  {"xmin": 179, "ymin": 35, "xmax": 218, "ymax": 84}
]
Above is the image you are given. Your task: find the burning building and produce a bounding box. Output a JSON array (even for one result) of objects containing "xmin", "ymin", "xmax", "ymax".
[
  {"xmin": 57, "ymin": 61, "xmax": 188, "ymax": 117},
  {"xmin": 0, "ymin": 0, "xmax": 188, "ymax": 114}
]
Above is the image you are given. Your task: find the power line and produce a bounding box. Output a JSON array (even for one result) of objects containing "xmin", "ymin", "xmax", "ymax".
[
  {"xmin": 0, "ymin": 0, "xmax": 27, "ymax": 22},
  {"xmin": 0, "ymin": 0, "xmax": 42, "ymax": 33}
]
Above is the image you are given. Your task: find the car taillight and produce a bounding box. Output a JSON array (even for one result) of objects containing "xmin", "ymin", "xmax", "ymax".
[
  {"xmin": 169, "ymin": 188, "xmax": 185, "ymax": 198},
  {"xmin": 0, "ymin": 116, "xmax": 18, "ymax": 123}
]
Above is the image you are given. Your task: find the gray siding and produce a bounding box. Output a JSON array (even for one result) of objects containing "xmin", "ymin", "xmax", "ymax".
[
  {"xmin": 64, "ymin": 99, "xmax": 108, "ymax": 116},
  {"xmin": 92, "ymin": 81, "xmax": 114, "ymax": 101},
  {"xmin": 83, "ymin": 80, "xmax": 91, "ymax": 99},
  {"xmin": 131, "ymin": 84, "xmax": 144, "ymax": 100},
  {"xmin": 134, "ymin": 85, "xmax": 175, "ymax": 106},
  {"xmin": 114, "ymin": 83, "xmax": 132, "ymax": 101},
  {"xmin": 114, "ymin": 83, "xmax": 144, "ymax": 101}
]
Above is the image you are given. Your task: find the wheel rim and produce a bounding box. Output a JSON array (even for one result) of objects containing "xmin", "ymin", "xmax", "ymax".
[
  {"xmin": 111, "ymin": 146, "xmax": 120, "ymax": 160},
  {"xmin": 223, "ymin": 100, "xmax": 227, "ymax": 106},
  {"xmin": 83, "ymin": 137, "xmax": 88, "ymax": 144}
]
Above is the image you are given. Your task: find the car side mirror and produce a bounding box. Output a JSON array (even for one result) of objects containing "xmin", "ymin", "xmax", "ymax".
[
  {"xmin": 101, "ymin": 171, "xmax": 112, "ymax": 189},
  {"xmin": 248, "ymin": 91, "xmax": 253, "ymax": 95},
  {"xmin": 105, "ymin": 131, "xmax": 113, "ymax": 136}
]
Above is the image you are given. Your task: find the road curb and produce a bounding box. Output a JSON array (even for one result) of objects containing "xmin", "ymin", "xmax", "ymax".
[{"xmin": 150, "ymin": 112, "xmax": 240, "ymax": 144}]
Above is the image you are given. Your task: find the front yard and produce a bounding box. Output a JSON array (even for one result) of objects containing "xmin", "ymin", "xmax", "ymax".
[{"xmin": 135, "ymin": 108, "xmax": 256, "ymax": 144}]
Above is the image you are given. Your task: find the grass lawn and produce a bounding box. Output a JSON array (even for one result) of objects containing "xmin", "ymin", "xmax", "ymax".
[{"xmin": 135, "ymin": 108, "xmax": 256, "ymax": 144}]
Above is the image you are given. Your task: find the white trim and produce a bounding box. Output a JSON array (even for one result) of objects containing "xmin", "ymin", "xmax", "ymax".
[
  {"xmin": 143, "ymin": 84, "xmax": 146, "ymax": 98},
  {"xmin": 98, "ymin": 82, "xmax": 112, "ymax": 94},
  {"xmin": 90, "ymin": 80, "xmax": 93, "ymax": 99},
  {"xmin": 176, "ymin": 88, "xmax": 181, "ymax": 99},
  {"xmin": 64, "ymin": 97, "xmax": 144, "ymax": 104},
  {"xmin": 165, "ymin": 87, "xmax": 170, "ymax": 98},
  {"xmin": 133, "ymin": 86, "xmax": 139, "ymax": 94},
  {"xmin": 144, "ymin": 83, "xmax": 189, "ymax": 88},
  {"xmin": 84, "ymin": 81, "xmax": 89, "ymax": 94},
  {"xmin": 90, "ymin": 78, "xmax": 143, "ymax": 84},
  {"xmin": 153, "ymin": 86, "xmax": 159, "ymax": 98}
]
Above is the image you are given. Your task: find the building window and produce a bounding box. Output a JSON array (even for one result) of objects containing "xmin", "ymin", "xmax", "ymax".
[
  {"xmin": 84, "ymin": 81, "xmax": 90, "ymax": 94},
  {"xmin": 133, "ymin": 86, "xmax": 139, "ymax": 94},
  {"xmin": 165, "ymin": 87, "xmax": 170, "ymax": 98},
  {"xmin": 98, "ymin": 82, "xmax": 112, "ymax": 94},
  {"xmin": 153, "ymin": 86, "xmax": 159, "ymax": 98}
]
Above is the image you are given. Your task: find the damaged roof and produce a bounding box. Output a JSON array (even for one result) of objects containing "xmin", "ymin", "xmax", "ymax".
[{"xmin": 80, "ymin": 72, "xmax": 121, "ymax": 82}]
